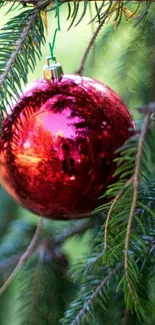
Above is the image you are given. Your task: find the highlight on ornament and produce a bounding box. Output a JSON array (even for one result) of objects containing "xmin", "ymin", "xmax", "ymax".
[{"xmin": 0, "ymin": 73, "xmax": 134, "ymax": 220}]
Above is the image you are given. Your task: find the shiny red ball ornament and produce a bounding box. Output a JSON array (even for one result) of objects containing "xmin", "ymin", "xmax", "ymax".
[{"xmin": 0, "ymin": 75, "xmax": 134, "ymax": 219}]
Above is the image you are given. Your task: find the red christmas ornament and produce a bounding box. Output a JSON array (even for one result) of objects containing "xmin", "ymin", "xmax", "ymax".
[{"xmin": 0, "ymin": 73, "xmax": 134, "ymax": 220}]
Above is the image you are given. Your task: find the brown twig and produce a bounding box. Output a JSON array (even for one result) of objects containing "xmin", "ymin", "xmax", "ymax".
[
  {"xmin": 122, "ymin": 308, "xmax": 129, "ymax": 325},
  {"xmin": 88, "ymin": 1, "xmax": 96, "ymax": 66},
  {"xmin": 124, "ymin": 109, "xmax": 151, "ymax": 299},
  {"xmin": 55, "ymin": 220, "xmax": 93, "ymax": 244},
  {"xmin": 5, "ymin": 0, "xmax": 47, "ymax": 5},
  {"xmin": 0, "ymin": 220, "xmax": 92, "ymax": 269},
  {"xmin": 76, "ymin": 18, "xmax": 106, "ymax": 75},
  {"xmin": 0, "ymin": 216, "xmax": 43, "ymax": 296},
  {"xmin": 104, "ymin": 177, "xmax": 133, "ymax": 250}
]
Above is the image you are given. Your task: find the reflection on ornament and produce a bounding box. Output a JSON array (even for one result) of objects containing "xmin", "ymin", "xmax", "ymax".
[{"xmin": 0, "ymin": 75, "xmax": 135, "ymax": 220}]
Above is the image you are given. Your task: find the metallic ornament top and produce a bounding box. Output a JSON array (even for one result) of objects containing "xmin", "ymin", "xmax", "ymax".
[
  {"xmin": 43, "ymin": 57, "xmax": 63, "ymax": 82},
  {"xmin": 0, "ymin": 75, "xmax": 135, "ymax": 220}
]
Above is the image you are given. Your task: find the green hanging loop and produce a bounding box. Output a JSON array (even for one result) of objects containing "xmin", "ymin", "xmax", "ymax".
[{"xmin": 49, "ymin": 0, "xmax": 60, "ymax": 61}]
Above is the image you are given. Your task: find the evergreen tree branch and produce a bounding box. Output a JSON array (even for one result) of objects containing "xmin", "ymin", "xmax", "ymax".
[
  {"xmin": 0, "ymin": 216, "xmax": 43, "ymax": 296},
  {"xmin": 5, "ymin": 0, "xmax": 48, "ymax": 7},
  {"xmin": 0, "ymin": 8, "xmax": 45, "ymax": 125},
  {"xmin": 17, "ymin": 248, "xmax": 72, "ymax": 325},
  {"xmin": 62, "ymin": 263, "xmax": 122, "ymax": 325},
  {"xmin": 1, "ymin": 12, "xmax": 34, "ymax": 78},
  {"xmin": 104, "ymin": 177, "xmax": 133, "ymax": 251},
  {"xmin": 96, "ymin": 110, "xmax": 155, "ymax": 316},
  {"xmin": 124, "ymin": 109, "xmax": 151, "ymax": 301},
  {"xmin": 0, "ymin": 220, "xmax": 92, "ymax": 276},
  {"xmin": 2, "ymin": 0, "xmax": 152, "ymax": 30},
  {"xmin": 0, "ymin": 10, "xmax": 37, "ymax": 87}
]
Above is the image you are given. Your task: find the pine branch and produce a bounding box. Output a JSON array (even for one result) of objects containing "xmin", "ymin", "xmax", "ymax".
[
  {"xmin": 94, "ymin": 103, "xmax": 155, "ymax": 317},
  {"xmin": 0, "ymin": 216, "xmax": 43, "ymax": 296},
  {"xmin": 61, "ymin": 221, "xmax": 155, "ymax": 325},
  {"xmin": 0, "ymin": 8, "xmax": 45, "ymax": 126},
  {"xmin": 0, "ymin": 219, "xmax": 93, "ymax": 292},
  {"xmin": 71, "ymin": 265, "xmax": 121, "ymax": 325},
  {"xmin": 61, "ymin": 263, "xmax": 122, "ymax": 325},
  {"xmin": 0, "ymin": 11, "xmax": 37, "ymax": 84},
  {"xmin": 17, "ymin": 248, "xmax": 73, "ymax": 325},
  {"xmin": 104, "ymin": 177, "xmax": 133, "ymax": 251},
  {"xmin": 124, "ymin": 109, "xmax": 152, "ymax": 302},
  {"xmin": 2, "ymin": 1, "xmax": 151, "ymax": 28}
]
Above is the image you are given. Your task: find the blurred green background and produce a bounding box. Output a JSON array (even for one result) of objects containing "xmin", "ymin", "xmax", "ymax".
[{"xmin": 0, "ymin": 3, "xmax": 155, "ymax": 324}]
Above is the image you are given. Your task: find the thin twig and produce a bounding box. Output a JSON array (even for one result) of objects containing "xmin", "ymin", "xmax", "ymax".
[
  {"xmin": 5, "ymin": 0, "xmax": 46, "ymax": 5},
  {"xmin": 89, "ymin": 2, "xmax": 96, "ymax": 66},
  {"xmin": 71, "ymin": 263, "xmax": 122, "ymax": 325},
  {"xmin": 0, "ymin": 216, "xmax": 43, "ymax": 296},
  {"xmin": 104, "ymin": 177, "xmax": 133, "ymax": 250},
  {"xmin": 76, "ymin": 18, "xmax": 106, "ymax": 75},
  {"xmin": 122, "ymin": 308, "xmax": 129, "ymax": 325},
  {"xmin": 124, "ymin": 109, "xmax": 151, "ymax": 298},
  {"xmin": 55, "ymin": 220, "xmax": 93, "ymax": 244}
]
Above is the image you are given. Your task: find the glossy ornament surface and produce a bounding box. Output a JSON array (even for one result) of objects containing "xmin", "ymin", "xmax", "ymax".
[{"xmin": 0, "ymin": 75, "xmax": 134, "ymax": 219}]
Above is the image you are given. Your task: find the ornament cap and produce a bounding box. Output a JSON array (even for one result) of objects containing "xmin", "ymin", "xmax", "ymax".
[{"xmin": 43, "ymin": 57, "xmax": 63, "ymax": 82}]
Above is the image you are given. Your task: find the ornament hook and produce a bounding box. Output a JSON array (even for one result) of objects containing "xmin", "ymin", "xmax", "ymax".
[
  {"xmin": 43, "ymin": 0, "xmax": 63, "ymax": 82},
  {"xmin": 49, "ymin": 0, "xmax": 60, "ymax": 61}
]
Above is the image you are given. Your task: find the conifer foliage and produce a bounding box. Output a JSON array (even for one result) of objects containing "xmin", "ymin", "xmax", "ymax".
[{"xmin": 0, "ymin": 1, "xmax": 155, "ymax": 325}]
